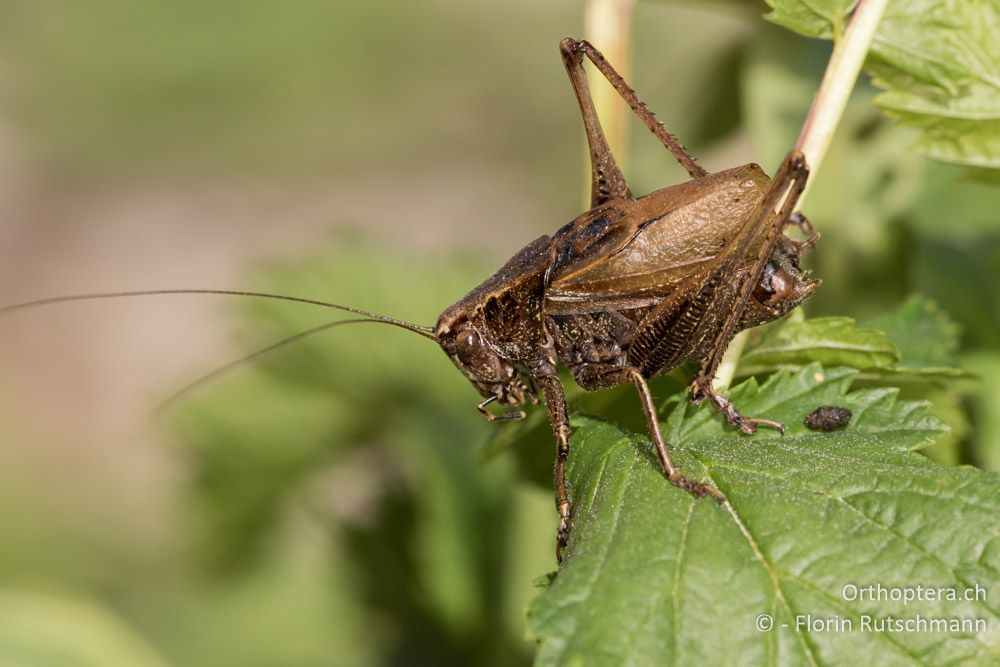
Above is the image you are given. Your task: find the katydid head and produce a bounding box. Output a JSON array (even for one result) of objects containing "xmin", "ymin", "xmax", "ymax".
[{"xmin": 434, "ymin": 314, "xmax": 532, "ymax": 407}]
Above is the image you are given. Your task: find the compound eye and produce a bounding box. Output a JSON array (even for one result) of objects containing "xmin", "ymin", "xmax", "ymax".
[{"xmin": 455, "ymin": 329, "xmax": 483, "ymax": 364}]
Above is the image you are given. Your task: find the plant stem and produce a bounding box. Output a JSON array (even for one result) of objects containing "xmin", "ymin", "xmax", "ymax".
[
  {"xmin": 713, "ymin": 0, "xmax": 889, "ymax": 391},
  {"xmin": 794, "ymin": 0, "xmax": 890, "ymax": 202},
  {"xmin": 712, "ymin": 326, "xmax": 748, "ymax": 393}
]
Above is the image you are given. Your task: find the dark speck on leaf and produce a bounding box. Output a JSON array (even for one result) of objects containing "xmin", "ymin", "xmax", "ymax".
[{"xmin": 805, "ymin": 406, "xmax": 852, "ymax": 431}]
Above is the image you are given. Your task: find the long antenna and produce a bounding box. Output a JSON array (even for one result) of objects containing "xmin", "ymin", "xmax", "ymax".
[
  {"xmin": 0, "ymin": 289, "xmax": 437, "ymax": 340},
  {"xmin": 155, "ymin": 318, "xmax": 397, "ymax": 413}
]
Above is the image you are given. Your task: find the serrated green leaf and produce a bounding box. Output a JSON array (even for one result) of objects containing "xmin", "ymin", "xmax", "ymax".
[
  {"xmin": 765, "ymin": 0, "xmax": 858, "ymax": 40},
  {"xmin": 673, "ymin": 364, "xmax": 943, "ymax": 447},
  {"xmin": 738, "ymin": 311, "xmax": 899, "ymax": 377},
  {"xmin": 765, "ymin": 0, "xmax": 1000, "ymax": 169},
  {"xmin": 528, "ymin": 365, "xmax": 1000, "ymax": 666},
  {"xmin": 739, "ymin": 299, "xmax": 970, "ymax": 382}
]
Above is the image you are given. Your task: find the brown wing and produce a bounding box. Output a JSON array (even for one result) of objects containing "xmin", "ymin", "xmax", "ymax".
[{"xmin": 544, "ymin": 164, "xmax": 770, "ymax": 315}]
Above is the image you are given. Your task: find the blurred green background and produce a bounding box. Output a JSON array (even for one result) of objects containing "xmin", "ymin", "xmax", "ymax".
[{"xmin": 0, "ymin": 1, "xmax": 997, "ymax": 665}]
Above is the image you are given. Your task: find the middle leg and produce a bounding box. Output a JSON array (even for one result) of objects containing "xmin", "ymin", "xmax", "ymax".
[
  {"xmin": 627, "ymin": 368, "xmax": 724, "ymax": 502},
  {"xmin": 572, "ymin": 362, "xmax": 723, "ymax": 502}
]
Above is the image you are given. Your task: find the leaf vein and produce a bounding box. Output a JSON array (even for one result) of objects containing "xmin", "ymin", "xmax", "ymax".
[{"xmin": 712, "ymin": 479, "xmax": 821, "ymax": 667}]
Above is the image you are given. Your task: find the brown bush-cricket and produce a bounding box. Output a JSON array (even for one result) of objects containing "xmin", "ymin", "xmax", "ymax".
[{"xmin": 1, "ymin": 38, "xmax": 820, "ymax": 562}]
